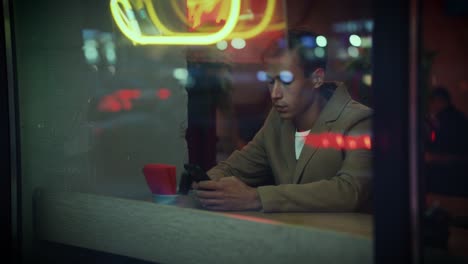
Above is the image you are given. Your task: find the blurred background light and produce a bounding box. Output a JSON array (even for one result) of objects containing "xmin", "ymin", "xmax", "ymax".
[
  {"xmin": 347, "ymin": 46, "xmax": 359, "ymax": 58},
  {"xmin": 173, "ymin": 68, "xmax": 189, "ymax": 80},
  {"xmin": 256, "ymin": 71, "xmax": 268, "ymax": 82},
  {"xmin": 362, "ymin": 74, "xmax": 372, "ymax": 86},
  {"xmin": 106, "ymin": 49, "xmax": 116, "ymax": 64},
  {"xmin": 304, "ymin": 49, "xmax": 315, "ymax": 60},
  {"xmin": 301, "ymin": 36, "xmax": 315, "ymax": 48},
  {"xmin": 108, "ymin": 65, "xmax": 116, "ymax": 75},
  {"xmin": 316, "ymin": 35, "xmax": 327, "ymax": 47},
  {"xmin": 216, "ymin": 40, "xmax": 228, "ymax": 50},
  {"xmin": 332, "ymin": 20, "xmax": 374, "ymax": 33},
  {"xmin": 84, "ymin": 47, "xmax": 99, "ymax": 64},
  {"xmin": 157, "ymin": 88, "xmax": 171, "ymax": 100},
  {"xmin": 110, "ymin": 0, "xmax": 241, "ymax": 45},
  {"xmin": 314, "ymin": 47, "xmax": 325, "ymax": 58},
  {"xmin": 231, "ymin": 38, "xmax": 246, "ymax": 49},
  {"xmin": 337, "ymin": 48, "xmax": 348, "ymax": 60},
  {"xmin": 361, "ymin": 36, "xmax": 373, "ymax": 48},
  {"xmin": 349, "ymin": 34, "xmax": 362, "ymax": 47}
]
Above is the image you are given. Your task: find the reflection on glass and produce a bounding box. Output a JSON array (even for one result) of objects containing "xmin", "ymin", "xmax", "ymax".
[
  {"xmin": 110, "ymin": 0, "xmax": 242, "ymax": 45},
  {"xmin": 421, "ymin": 0, "xmax": 468, "ymax": 260},
  {"xmin": 13, "ymin": 0, "xmax": 378, "ymax": 262},
  {"xmin": 109, "ymin": 0, "xmax": 288, "ymax": 45}
]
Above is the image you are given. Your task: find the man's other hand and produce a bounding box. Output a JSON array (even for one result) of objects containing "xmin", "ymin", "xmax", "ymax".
[{"xmin": 193, "ymin": 177, "xmax": 262, "ymax": 211}]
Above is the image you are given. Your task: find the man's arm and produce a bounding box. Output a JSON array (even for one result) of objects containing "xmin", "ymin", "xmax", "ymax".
[
  {"xmin": 197, "ymin": 118, "xmax": 372, "ymax": 212},
  {"xmin": 196, "ymin": 177, "xmax": 262, "ymax": 211},
  {"xmin": 194, "ymin": 111, "xmax": 274, "ymax": 211},
  {"xmin": 258, "ymin": 119, "xmax": 372, "ymax": 212},
  {"xmin": 195, "ymin": 130, "xmax": 270, "ymax": 211},
  {"xmin": 206, "ymin": 111, "xmax": 274, "ymax": 186}
]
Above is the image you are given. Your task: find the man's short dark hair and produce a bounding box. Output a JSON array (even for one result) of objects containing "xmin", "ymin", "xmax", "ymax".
[
  {"xmin": 430, "ymin": 86, "xmax": 452, "ymax": 104},
  {"xmin": 262, "ymin": 29, "xmax": 328, "ymax": 77}
]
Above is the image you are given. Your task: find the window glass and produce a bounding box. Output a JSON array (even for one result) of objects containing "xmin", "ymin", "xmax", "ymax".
[
  {"xmin": 12, "ymin": 0, "xmax": 375, "ymax": 262},
  {"xmin": 421, "ymin": 0, "xmax": 468, "ymax": 259}
]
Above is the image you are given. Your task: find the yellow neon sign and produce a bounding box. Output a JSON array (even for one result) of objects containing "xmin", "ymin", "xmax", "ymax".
[
  {"xmin": 143, "ymin": 0, "xmax": 179, "ymax": 36},
  {"xmin": 144, "ymin": 0, "xmax": 232, "ymax": 37},
  {"xmin": 267, "ymin": 21, "xmax": 286, "ymax": 31},
  {"xmin": 167, "ymin": 0, "xmax": 278, "ymax": 40},
  {"xmin": 229, "ymin": 0, "xmax": 275, "ymax": 39},
  {"xmin": 110, "ymin": 0, "xmax": 241, "ymax": 45},
  {"xmin": 186, "ymin": 0, "xmax": 231, "ymax": 28}
]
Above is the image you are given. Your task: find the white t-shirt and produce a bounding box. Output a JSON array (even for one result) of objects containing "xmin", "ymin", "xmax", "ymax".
[{"xmin": 295, "ymin": 129, "xmax": 311, "ymax": 160}]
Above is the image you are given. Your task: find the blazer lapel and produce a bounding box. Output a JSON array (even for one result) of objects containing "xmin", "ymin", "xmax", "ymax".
[
  {"xmin": 281, "ymin": 119, "xmax": 297, "ymax": 172},
  {"xmin": 292, "ymin": 121, "xmax": 329, "ymax": 183},
  {"xmin": 292, "ymin": 83, "xmax": 352, "ymax": 183}
]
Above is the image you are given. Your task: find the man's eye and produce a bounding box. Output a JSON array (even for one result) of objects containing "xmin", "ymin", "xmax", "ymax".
[
  {"xmin": 267, "ymin": 76, "xmax": 275, "ymax": 85},
  {"xmin": 279, "ymin": 70, "xmax": 294, "ymax": 85}
]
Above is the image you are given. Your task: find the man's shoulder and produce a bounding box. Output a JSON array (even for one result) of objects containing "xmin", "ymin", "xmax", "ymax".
[
  {"xmin": 343, "ymin": 99, "xmax": 373, "ymax": 121},
  {"xmin": 331, "ymin": 99, "xmax": 373, "ymax": 135},
  {"xmin": 346, "ymin": 99, "xmax": 372, "ymax": 112},
  {"xmin": 331, "ymin": 82, "xmax": 372, "ymax": 120}
]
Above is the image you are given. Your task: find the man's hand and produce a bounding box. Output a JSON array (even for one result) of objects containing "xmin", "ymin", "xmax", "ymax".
[{"xmin": 193, "ymin": 177, "xmax": 262, "ymax": 211}]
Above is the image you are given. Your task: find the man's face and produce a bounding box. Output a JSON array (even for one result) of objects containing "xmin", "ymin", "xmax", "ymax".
[{"xmin": 264, "ymin": 51, "xmax": 320, "ymax": 120}]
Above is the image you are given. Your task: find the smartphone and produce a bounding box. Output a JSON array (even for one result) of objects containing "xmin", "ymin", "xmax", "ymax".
[
  {"xmin": 178, "ymin": 163, "xmax": 211, "ymax": 195},
  {"xmin": 183, "ymin": 163, "xmax": 211, "ymax": 182}
]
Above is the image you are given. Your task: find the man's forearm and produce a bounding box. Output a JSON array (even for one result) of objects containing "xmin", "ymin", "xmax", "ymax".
[{"xmin": 248, "ymin": 188, "xmax": 263, "ymax": 211}]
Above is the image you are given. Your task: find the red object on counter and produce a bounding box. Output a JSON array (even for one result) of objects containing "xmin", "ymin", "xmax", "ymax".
[{"xmin": 143, "ymin": 164, "xmax": 177, "ymax": 195}]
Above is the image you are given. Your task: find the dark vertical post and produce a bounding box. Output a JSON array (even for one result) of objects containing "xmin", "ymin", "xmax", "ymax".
[
  {"xmin": 1, "ymin": 0, "xmax": 21, "ymax": 262},
  {"xmin": 0, "ymin": 0, "xmax": 11, "ymax": 260},
  {"xmin": 409, "ymin": 0, "xmax": 423, "ymax": 262},
  {"xmin": 373, "ymin": 0, "xmax": 422, "ymax": 263}
]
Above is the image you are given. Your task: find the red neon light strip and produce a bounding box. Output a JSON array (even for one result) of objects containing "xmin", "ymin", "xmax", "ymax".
[{"xmin": 305, "ymin": 133, "xmax": 372, "ymax": 150}]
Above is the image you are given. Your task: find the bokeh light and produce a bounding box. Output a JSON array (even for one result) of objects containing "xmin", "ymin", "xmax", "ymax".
[
  {"xmin": 314, "ymin": 47, "xmax": 325, "ymax": 58},
  {"xmin": 256, "ymin": 71, "xmax": 268, "ymax": 82},
  {"xmin": 347, "ymin": 46, "xmax": 359, "ymax": 58},
  {"xmin": 301, "ymin": 36, "xmax": 315, "ymax": 48},
  {"xmin": 349, "ymin": 34, "xmax": 362, "ymax": 47},
  {"xmin": 362, "ymin": 74, "xmax": 372, "ymax": 86},
  {"xmin": 216, "ymin": 40, "xmax": 228, "ymax": 50},
  {"xmin": 84, "ymin": 48, "xmax": 99, "ymax": 64},
  {"xmin": 98, "ymin": 89, "xmax": 141, "ymax": 112},
  {"xmin": 173, "ymin": 68, "xmax": 188, "ymax": 80},
  {"xmin": 316, "ymin": 35, "xmax": 327, "ymax": 47},
  {"xmin": 361, "ymin": 36, "xmax": 373, "ymax": 48},
  {"xmin": 231, "ymin": 38, "xmax": 246, "ymax": 49},
  {"xmin": 157, "ymin": 88, "xmax": 171, "ymax": 100}
]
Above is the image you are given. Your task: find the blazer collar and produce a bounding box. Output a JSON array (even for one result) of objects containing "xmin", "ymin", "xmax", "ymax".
[
  {"xmin": 292, "ymin": 82, "xmax": 352, "ymax": 183},
  {"xmin": 281, "ymin": 117, "xmax": 297, "ymax": 172},
  {"xmin": 316, "ymin": 82, "xmax": 352, "ymax": 124}
]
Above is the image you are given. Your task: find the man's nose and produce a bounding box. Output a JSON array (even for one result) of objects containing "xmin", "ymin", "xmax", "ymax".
[{"xmin": 270, "ymin": 81, "xmax": 283, "ymax": 100}]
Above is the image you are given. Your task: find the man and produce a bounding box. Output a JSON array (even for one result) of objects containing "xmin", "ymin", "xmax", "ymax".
[{"xmin": 193, "ymin": 29, "xmax": 373, "ymax": 212}]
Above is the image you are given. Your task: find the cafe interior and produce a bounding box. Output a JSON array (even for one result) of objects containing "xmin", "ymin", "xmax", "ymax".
[{"xmin": 2, "ymin": 0, "xmax": 468, "ymax": 263}]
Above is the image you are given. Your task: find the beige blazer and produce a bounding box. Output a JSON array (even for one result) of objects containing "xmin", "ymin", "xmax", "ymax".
[{"xmin": 207, "ymin": 83, "xmax": 373, "ymax": 212}]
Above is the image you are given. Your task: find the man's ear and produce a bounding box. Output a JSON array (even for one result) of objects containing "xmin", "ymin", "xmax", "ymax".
[{"xmin": 310, "ymin": 68, "xmax": 325, "ymax": 88}]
